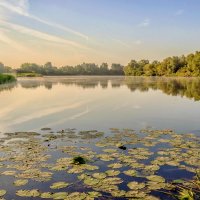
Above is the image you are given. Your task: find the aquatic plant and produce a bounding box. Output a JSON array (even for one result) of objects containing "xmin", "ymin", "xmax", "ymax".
[
  {"xmin": 173, "ymin": 171, "xmax": 200, "ymax": 200},
  {"xmin": 72, "ymin": 156, "xmax": 86, "ymax": 165},
  {"xmin": 0, "ymin": 74, "xmax": 16, "ymax": 84},
  {"xmin": 0, "ymin": 128, "xmax": 199, "ymax": 199}
]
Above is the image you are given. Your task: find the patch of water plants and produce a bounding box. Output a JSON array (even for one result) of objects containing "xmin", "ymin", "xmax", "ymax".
[
  {"xmin": 0, "ymin": 74, "xmax": 16, "ymax": 84},
  {"xmin": 0, "ymin": 128, "xmax": 199, "ymax": 199}
]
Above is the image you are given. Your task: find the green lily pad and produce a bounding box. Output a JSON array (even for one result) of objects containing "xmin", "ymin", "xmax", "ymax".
[
  {"xmin": 88, "ymin": 191, "xmax": 102, "ymax": 198},
  {"xmin": 123, "ymin": 169, "xmax": 137, "ymax": 176},
  {"xmin": 84, "ymin": 177, "xmax": 99, "ymax": 186},
  {"xmin": 106, "ymin": 170, "xmax": 120, "ymax": 176},
  {"xmin": 92, "ymin": 173, "xmax": 107, "ymax": 179},
  {"xmin": 52, "ymin": 192, "xmax": 68, "ymax": 199},
  {"xmin": 2, "ymin": 171, "xmax": 16, "ymax": 176},
  {"xmin": 146, "ymin": 175, "xmax": 165, "ymax": 183},
  {"xmin": 108, "ymin": 163, "xmax": 123, "ymax": 169},
  {"xmin": 14, "ymin": 179, "xmax": 28, "ymax": 187},
  {"xmin": 41, "ymin": 192, "xmax": 53, "ymax": 198},
  {"xmin": 16, "ymin": 189, "xmax": 40, "ymax": 197},
  {"xmin": 0, "ymin": 190, "xmax": 6, "ymax": 197},
  {"xmin": 127, "ymin": 181, "xmax": 145, "ymax": 190},
  {"xmin": 50, "ymin": 182, "xmax": 69, "ymax": 189}
]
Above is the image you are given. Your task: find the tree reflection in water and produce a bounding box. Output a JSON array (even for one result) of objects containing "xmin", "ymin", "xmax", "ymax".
[{"xmin": 1, "ymin": 77, "xmax": 200, "ymax": 101}]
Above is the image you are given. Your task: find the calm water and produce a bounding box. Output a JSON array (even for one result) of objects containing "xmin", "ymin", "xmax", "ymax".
[
  {"xmin": 1, "ymin": 76, "xmax": 200, "ymax": 133},
  {"xmin": 0, "ymin": 76, "xmax": 200, "ymax": 200}
]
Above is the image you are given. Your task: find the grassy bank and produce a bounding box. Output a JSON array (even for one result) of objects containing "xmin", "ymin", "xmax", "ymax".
[
  {"xmin": 0, "ymin": 74, "xmax": 16, "ymax": 84},
  {"xmin": 16, "ymin": 72, "xmax": 43, "ymax": 77}
]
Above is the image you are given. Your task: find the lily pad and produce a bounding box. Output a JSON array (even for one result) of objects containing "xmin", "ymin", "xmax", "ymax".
[
  {"xmin": 52, "ymin": 192, "xmax": 68, "ymax": 199},
  {"xmin": 123, "ymin": 169, "xmax": 137, "ymax": 176},
  {"xmin": 50, "ymin": 182, "xmax": 69, "ymax": 189},
  {"xmin": 41, "ymin": 192, "xmax": 53, "ymax": 198},
  {"xmin": 106, "ymin": 170, "xmax": 120, "ymax": 176},
  {"xmin": 14, "ymin": 179, "xmax": 28, "ymax": 187},
  {"xmin": 146, "ymin": 175, "xmax": 165, "ymax": 183},
  {"xmin": 92, "ymin": 173, "xmax": 107, "ymax": 179},
  {"xmin": 127, "ymin": 181, "xmax": 145, "ymax": 190},
  {"xmin": 0, "ymin": 190, "xmax": 6, "ymax": 197},
  {"xmin": 16, "ymin": 189, "xmax": 40, "ymax": 197}
]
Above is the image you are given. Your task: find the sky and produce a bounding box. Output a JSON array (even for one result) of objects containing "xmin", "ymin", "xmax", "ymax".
[{"xmin": 0, "ymin": 0, "xmax": 200, "ymax": 68}]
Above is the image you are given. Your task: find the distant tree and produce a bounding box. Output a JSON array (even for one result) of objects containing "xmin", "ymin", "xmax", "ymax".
[
  {"xmin": 0, "ymin": 62, "xmax": 13, "ymax": 73},
  {"xmin": 110, "ymin": 63, "xmax": 124, "ymax": 75},
  {"xmin": 100, "ymin": 63, "xmax": 109, "ymax": 75},
  {"xmin": 43, "ymin": 62, "xmax": 57, "ymax": 75},
  {"xmin": 18, "ymin": 63, "xmax": 42, "ymax": 73},
  {"xmin": 124, "ymin": 60, "xmax": 142, "ymax": 76}
]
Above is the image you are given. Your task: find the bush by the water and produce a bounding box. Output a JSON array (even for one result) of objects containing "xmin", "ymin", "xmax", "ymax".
[
  {"xmin": 0, "ymin": 74, "xmax": 16, "ymax": 84},
  {"xmin": 16, "ymin": 72, "xmax": 43, "ymax": 77}
]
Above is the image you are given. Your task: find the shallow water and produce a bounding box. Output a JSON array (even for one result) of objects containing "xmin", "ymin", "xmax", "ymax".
[
  {"xmin": 0, "ymin": 129, "xmax": 199, "ymax": 199},
  {"xmin": 1, "ymin": 76, "xmax": 200, "ymax": 133}
]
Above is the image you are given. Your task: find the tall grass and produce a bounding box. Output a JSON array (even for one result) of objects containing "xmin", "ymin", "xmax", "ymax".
[{"xmin": 0, "ymin": 74, "xmax": 16, "ymax": 84}]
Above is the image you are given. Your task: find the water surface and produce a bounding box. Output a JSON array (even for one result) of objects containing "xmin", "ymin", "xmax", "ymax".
[{"xmin": 1, "ymin": 76, "xmax": 200, "ymax": 133}]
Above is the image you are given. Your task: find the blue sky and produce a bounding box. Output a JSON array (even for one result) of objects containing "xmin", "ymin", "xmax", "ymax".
[{"xmin": 0, "ymin": 0, "xmax": 200, "ymax": 67}]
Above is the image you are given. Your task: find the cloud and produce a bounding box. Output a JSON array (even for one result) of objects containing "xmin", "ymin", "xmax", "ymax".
[
  {"xmin": 175, "ymin": 9, "xmax": 184, "ymax": 16},
  {"xmin": 112, "ymin": 39, "xmax": 130, "ymax": 48},
  {"xmin": 0, "ymin": 0, "xmax": 29, "ymax": 16},
  {"xmin": 135, "ymin": 40, "xmax": 142, "ymax": 45},
  {"xmin": 0, "ymin": 20, "xmax": 89, "ymax": 49},
  {"xmin": 0, "ymin": 0, "xmax": 89, "ymax": 40},
  {"xmin": 139, "ymin": 18, "xmax": 150, "ymax": 27},
  {"xmin": 0, "ymin": 27, "xmax": 28, "ymax": 50}
]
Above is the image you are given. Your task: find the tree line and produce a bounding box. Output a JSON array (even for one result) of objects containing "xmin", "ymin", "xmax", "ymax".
[
  {"xmin": 1, "ymin": 51, "xmax": 200, "ymax": 76},
  {"xmin": 14, "ymin": 62, "xmax": 123, "ymax": 76},
  {"xmin": 124, "ymin": 51, "xmax": 200, "ymax": 77}
]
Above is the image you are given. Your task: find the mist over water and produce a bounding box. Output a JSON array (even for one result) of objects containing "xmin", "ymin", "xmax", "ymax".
[{"xmin": 1, "ymin": 76, "xmax": 200, "ymax": 133}]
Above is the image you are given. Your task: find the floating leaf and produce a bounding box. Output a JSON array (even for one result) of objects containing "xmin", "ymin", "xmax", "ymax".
[
  {"xmin": 50, "ymin": 182, "xmax": 69, "ymax": 189},
  {"xmin": 88, "ymin": 191, "xmax": 102, "ymax": 198},
  {"xmin": 92, "ymin": 173, "xmax": 106, "ymax": 179},
  {"xmin": 41, "ymin": 192, "xmax": 53, "ymax": 198},
  {"xmin": 123, "ymin": 169, "xmax": 137, "ymax": 176},
  {"xmin": 108, "ymin": 163, "xmax": 123, "ymax": 169},
  {"xmin": 52, "ymin": 192, "xmax": 68, "ymax": 199},
  {"xmin": 16, "ymin": 189, "xmax": 40, "ymax": 197},
  {"xmin": 0, "ymin": 190, "xmax": 6, "ymax": 197},
  {"xmin": 146, "ymin": 175, "xmax": 165, "ymax": 183},
  {"xmin": 14, "ymin": 179, "xmax": 28, "ymax": 187},
  {"xmin": 84, "ymin": 177, "xmax": 99, "ymax": 186},
  {"xmin": 106, "ymin": 170, "xmax": 120, "ymax": 176},
  {"xmin": 2, "ymin": 171, "xmax": 16, "ymax": 176},
  {"xmin": 127, "ymin": 181, "xmax": 145, "ymax": 190}
]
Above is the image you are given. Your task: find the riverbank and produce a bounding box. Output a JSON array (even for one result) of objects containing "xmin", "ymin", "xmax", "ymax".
[{"xmin": 0, "ymin": 74, "xmax": 16, "ymax": 84}]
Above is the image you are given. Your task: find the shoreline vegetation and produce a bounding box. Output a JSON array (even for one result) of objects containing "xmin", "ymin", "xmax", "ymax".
[
  {"xmin": 16, "ymin": 72, "xmax": 43, "ymax": 77},
  {"xmin": 0, "ymin": 74, "xmax": 16, "ymax": 85},
  {"xmin": 1, "ymin": 51, "xmax": 200, "ymax": 77}
]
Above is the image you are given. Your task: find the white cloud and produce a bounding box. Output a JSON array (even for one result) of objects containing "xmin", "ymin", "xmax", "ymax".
[
  {"xmin": 135, "ymin": 40, "xmax": 142, "ymax": 45},
  {"xmin": 0, "ymin": 20, "xmax": 89, "ymax": 49},
  {"xmin": 139, "ymin": 18, "xmax": 150, "ymax": 27},
  {"xmin": 0, "ymin": 0, "xmax": 29, "ymax": 16},
  {"xmin": 112, "ymin": 39, "xmax": 130, "ymax": 48},
  {"xmin": 29, "ymin": 15, "xmax": 89, "ymax": 40},
  {"xmin": 0, "ymin": 27, "xmax": 28, "ymax": 50},
  {"xmin": 0, "ymin": 0, "xmax": 89, "ymax": 40},
  {"xmin": 175, "ymin": 9, "xmax": 184, "ymax": 16}
]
